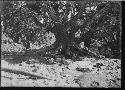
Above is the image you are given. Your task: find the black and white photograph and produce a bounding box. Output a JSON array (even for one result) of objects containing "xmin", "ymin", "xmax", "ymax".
[{"xmin": 1, "ymin": 0, "xmax": 122, "ymax": 88}]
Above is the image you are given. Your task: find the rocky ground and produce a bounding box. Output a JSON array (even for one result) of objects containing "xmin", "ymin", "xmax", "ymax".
[
  {"xmin": 1, "ymin": 57, "xmax": 121, "ymax": 87},
  {"xmin": 1, "ymin": 35, "xmax": 121, "ymax": 87}
]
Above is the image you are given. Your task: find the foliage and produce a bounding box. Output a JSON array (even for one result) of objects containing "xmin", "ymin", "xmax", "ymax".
[{"xmin": 2, "ymin": 1, "xmax": 121, "ymax": 59}]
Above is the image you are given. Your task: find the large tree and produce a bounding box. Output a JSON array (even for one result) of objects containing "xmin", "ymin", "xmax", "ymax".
[{"xmin": 1, "ymin": 1, "xmax": 121, "ymax": 60}]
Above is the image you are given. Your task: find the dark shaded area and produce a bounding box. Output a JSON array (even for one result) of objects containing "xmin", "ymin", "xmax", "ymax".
[
  {"xmin": 1, "ymin": 1, "xmax": 121, "ymax": 63},
  {"xmin": 76, "ymin": 67, "xmax": 91, "ymax": 73},
  {"xmin": 1, "ymin": 68, "xmax": 52, "ymax": 80}
]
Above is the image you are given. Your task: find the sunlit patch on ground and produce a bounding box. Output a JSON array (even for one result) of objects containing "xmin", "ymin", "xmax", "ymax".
[{"xmin": 1, "ymin": 57, "xmax": 121, "ymax": 87}]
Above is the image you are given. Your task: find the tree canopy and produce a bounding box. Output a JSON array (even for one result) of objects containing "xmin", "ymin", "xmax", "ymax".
[{"xmin": 1, "ymin": 1, "xmax": 121, "ymax": 59}]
